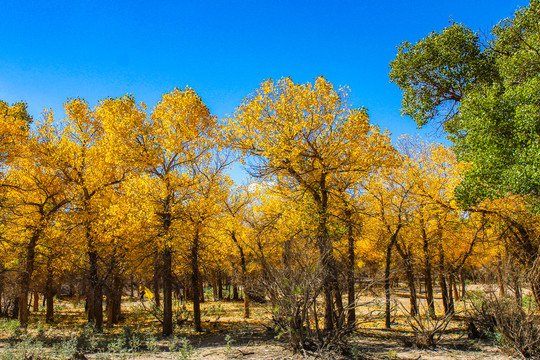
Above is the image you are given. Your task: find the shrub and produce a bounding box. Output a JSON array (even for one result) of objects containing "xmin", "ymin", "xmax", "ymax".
[
  {"xmin": 467, "ymin": 292, "xmax": 540, "ymax": 358},
  {"xmin": 400, "ymin": 304, "xmax": 453, "ymax": 348}
]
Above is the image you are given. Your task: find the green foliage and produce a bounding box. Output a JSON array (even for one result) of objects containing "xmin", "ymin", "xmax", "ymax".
[
  {"xmin": 120, "ymin": 325, "xmax": 144, "ymax": 352},
  {"xmin": 0, "ymin": 319, "xmax": 22, "ymax": 339},
  {"xmin": 2, "ymin": 335, "xmax": 46, "ymax": 360},
  {"xmin": 168, "ymin": 336, "xmax": 194, "ymax": 360},
  {"xmin": 144, "ymin": 330, "xmax": 160, "ymax": 353},
  {"xmin": 56, "ymin": 335, "xmax": 78, "ymax": 358},
  {"xmin": 225, "ymin": 333, "xmax": 235, "ymax": 355},
  {"xmin": 389, "ymin": 23, "xmax": 496, "ymax": 128},
  {"xmin": 107, "ymin": 336, "xmax": 126, "ymax": 353},
  {"xmin": 522, "ymin": 294, "xmax": 537, "ymax": 310},
  {"xmin": 390, "ymin": 1, "xmax": 540, "ymax": 207},
  {"xmin": 454, "ymin": 1, "xmax": 540, "ymax": 207}
]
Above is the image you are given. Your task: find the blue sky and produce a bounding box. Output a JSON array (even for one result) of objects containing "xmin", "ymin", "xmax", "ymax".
[{"xmin": 0, "ymin": 0, "xmax": 529, "ymax": 179}]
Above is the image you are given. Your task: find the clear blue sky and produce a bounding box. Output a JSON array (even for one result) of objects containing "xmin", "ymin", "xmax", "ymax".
[{"xmin": 0, "ymin": 0, "xmax": 529, "ymax": 178}]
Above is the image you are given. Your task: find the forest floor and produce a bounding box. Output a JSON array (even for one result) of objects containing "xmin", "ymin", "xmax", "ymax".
[{"xmin": 0, "ymin": 285, "xmax": 522, "ymax": 359}]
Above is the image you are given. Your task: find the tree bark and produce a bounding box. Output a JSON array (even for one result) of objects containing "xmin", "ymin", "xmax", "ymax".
[
  {"xmin": 45, "ymin": 265, "xmax": 54, "ymax": 323},
  {"xmin": 199, "ymin": 279, "xmax": 205, "ymax": 303},
  {"xmin": 89, "ymin": 249, "xmax": 103, "ymax": 330},
  {"xmin": 346, "ymin": 210, "xmax": 356, "ymax": 326},
  {"xmin": 315, "ymin": 190, "xmax": 342, "ymax": 331},
  {"xmin": 451, "ymin": 272, "xmax": 460, "ymax": 301},
  {"xmin": 217, "ymin": 272, "xmax": 223, "ymax": 300},
  {"xmin": 106, "ymin": 295, "xmax": 113, "ymax": 328},
  {"xmin": 460, "ymin": 268, "xmax": 467, "ymax": 300},
  {"xmin": 385, "ymin": 224, "xmax": 402, "ymax": 329},
  {"xmin": 448, "ymin": 272, "xmax": 455, "ymax": 313},
  {"xmin": 107, "ymin": 275, "xmax": 123, "ymax": 327},
  {"xmin": 0, "ymin": 277, "xmax": 3, "ymax": 316},
  {"xmin": 422, "ymin": 222, "xmax": 435, "ymax": 317},
  {"xmin": 191, "ymin": 228, "xmax": 202, "ymax": 332},
  {"xmin": 396, "ymin": 242, "xmax": 417, "ymax": 316},
  {"xmin": 162, "ymin": 246, "xmax": 173, "ymax": 336},
  {"xmin": 153, "ymin": 254, "xmax": 161, "ymax": 307},
  {"xmin": 211, "ymin": 271, "xmax": 218, "ymax": 301},
  {"xmin": 33, "ymin": 291, "xmax": 39, "ymax": 312},
  {"xmin": 232, "ymin": 232, "xmax": 250, "ymax": 318},
  {"xmin": 18, "ymin": 230, "xmax": 41, "ymax": 326},
  {"xmin": 438, "ymin": 241, "xmax": 452, "ymax": 315}
]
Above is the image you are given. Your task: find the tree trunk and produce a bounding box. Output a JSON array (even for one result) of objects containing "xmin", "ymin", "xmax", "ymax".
[
  {"xmin": 395, "ymin": 241, "xmax": 417, "ymax": 316},
  {"xmin": 346, "ymin": 210, "xmax": 356, "ymax": 326},
  {"xmin": 438, "ymin": 241, "xmax": 451, "ymax": 315},
  {"xmin": 45, "ymin": 267, "xmax": 54, "ymax": 323},
  {"xmin": 316, "ymin": 196, "xmax": 341, "ymax": 331},
  {"xmin": 448, "ymin": 272, "xmax": 455, "ymax": 314},
  {"xmin": 162, "ymin": 246, "xmax": 173, "ymax": 336},
  {"xmin": 422, "ymin": 224, "xmax": 435, "ymax": 317},
  {"xmin": 33, "ymin": 292, "xmax": 39, "ymax": 312},
  {"xmin": 513, "ymin": 272, "xmax": 522, "ymax": 307},
  {"xmin": 107, "ymin": 275, "xmax": 122, "ymax": 326},
  {"xmin": 89, "ymin": 249, "xmax": 103, "ymax": 330},
  {"xmin": 0, "ymin": 277, "xmax": 3, "ymax": 316},
  {"xmin": 13, "ymin": 297, "xmax": 19, "ymax": 319},
  {"xmin": 440, "ymin": 274, "xmax": 449, "ymax": 315},
  {"xmin": 211, "ymin": 271, "xmax": 218, "ymax": 301},
  {"xmin": 153, "ymin": 254, "xmax": 161, "ymax": 307},
  {"xmin": 451, "ymin": 273, "xmax": 460, "ymax": 301},
  {"xmin": 200, "ymin": 279, "xmax": 205, "ymax": 304},
  {"xmin": 460, "ymin": 269, "xmax": 467, "ymax": 300},
  {"xmin": 404, "ymin": 259, "xmax": 418, "ymax": 315},
  {"xmin": 232, "ymin": 232, "xmax": 250, "ymax": 318},
  {"xmin": 18, "ymin": 230, "xmax": 41, "ymax": 326},
  {"xmin": 191, "ymin": 229, "xmax": 202, "ymax": 332},
  {"xmin": 106, "ymin": 295, "xmax": 113, "ymax": 328},
  {"xmin": 217, "ymin": 272, "xmax": 223, "ymax": 300},
  {"xmin": 385, "ymin": 225, "xmax": 402, "ymax": 329}
]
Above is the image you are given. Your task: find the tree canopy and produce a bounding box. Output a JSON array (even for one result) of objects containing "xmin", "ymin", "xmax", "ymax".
[{"xmin": 390, "ymin": 1, "xmax": 540, "ymax": 208}]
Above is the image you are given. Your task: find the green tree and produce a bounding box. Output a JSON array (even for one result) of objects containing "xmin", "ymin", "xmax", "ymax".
[
  {"xmin": 389, "ymin": 23, "xmax": 496, "ymax": 130},
  {"xmin": 390, "ymin": 1, "xmax": 540, "ymax": 207},
  {"xmin": 454, "ymin": 1, "xmax": 540, "ymax": 207},
  {"xmin": 390, "ymin": 0, "xmax": 540, "ymax": 303}
]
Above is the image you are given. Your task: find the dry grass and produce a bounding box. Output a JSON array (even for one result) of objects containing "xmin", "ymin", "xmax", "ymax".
[{"xmin": 0, "ymin": 287, "xmax": 522, "ymax": 359}]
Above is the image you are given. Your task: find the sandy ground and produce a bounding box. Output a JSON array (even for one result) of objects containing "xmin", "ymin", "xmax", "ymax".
[{"xmin": 0, "ymin": 285, "xmax": 526, "ymax": 360}]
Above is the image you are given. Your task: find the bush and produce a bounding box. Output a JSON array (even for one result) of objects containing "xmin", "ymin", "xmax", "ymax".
[
  {"xmin": 467, "ymin": 292, "xmax": 540, "ymax": 358},
  {"xmin": 400, "ymin": 304, "xmax": 453, "ymax": 348},
  {"xmin": 0, "ymin": 319, "xmax": 22, "ymax": 340}
]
